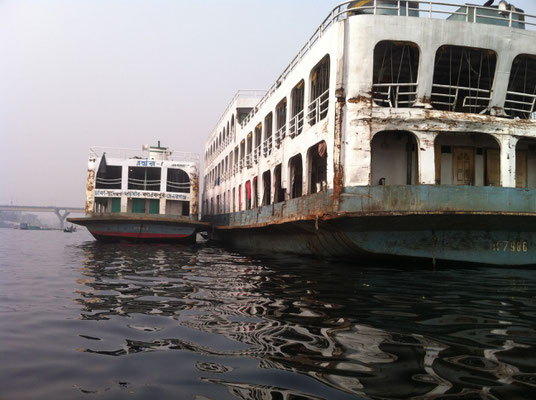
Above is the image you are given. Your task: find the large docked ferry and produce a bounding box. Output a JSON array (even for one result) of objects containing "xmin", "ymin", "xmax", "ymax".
[
  {"xmin": 69, "ymin": 144, "xmax": 208, "ymax": 242},
  {"xmin": 202, "ymin": 1, "xmax": 536, "ymax": 266}
]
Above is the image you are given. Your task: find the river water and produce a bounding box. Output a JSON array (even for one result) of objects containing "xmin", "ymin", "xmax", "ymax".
[{"xmin": 1, "ymin": 229, "xmax": 535, "ymax": 400}]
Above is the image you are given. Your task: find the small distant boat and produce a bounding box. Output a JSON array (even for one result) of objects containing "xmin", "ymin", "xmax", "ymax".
[
  {"xmin": 68, "ymin": 143, "xmax": 209, "ymax": 243},
  {"xmin": 63, "ymin": 225, "xmax": 76, "ymax": 233},
  {"xmin": 19, "ymin": 223, "xmax": 41, "ymax": 230}
]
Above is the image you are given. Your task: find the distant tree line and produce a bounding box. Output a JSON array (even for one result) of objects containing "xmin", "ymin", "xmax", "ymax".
[{"xmin": 0, "ymin": 211, "xmax": 42, "ymax": 228}]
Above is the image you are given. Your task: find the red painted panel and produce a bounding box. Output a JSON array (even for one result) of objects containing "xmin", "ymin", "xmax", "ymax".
[{"xmin": 92, "ymin": 231, "xmax": 189, "ymax": 239}]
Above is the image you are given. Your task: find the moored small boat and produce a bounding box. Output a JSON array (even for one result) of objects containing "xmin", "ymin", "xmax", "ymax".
[{"xmin": 63, "ymin": 224, "xmax": 76, "ymax": 233}]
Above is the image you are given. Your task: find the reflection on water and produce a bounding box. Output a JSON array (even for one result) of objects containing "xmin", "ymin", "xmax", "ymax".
[{"xmin": 74, "ymin": 241, "xmax": 536, "ymax": 400}]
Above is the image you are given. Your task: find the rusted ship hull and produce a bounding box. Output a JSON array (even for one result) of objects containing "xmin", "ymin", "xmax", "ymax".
[
  {"xmin": 69, "ymin": 214, "xmax": 209, "ymax": 243},
  {"xmin": 208, "ymin": 186, "xmax": 535, "ymax": 266}
]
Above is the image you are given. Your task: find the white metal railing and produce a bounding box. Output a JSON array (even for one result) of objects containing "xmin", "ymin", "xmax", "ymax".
[
  {"xmin": 90, "ymin": 147, "xmax": 199, "ymax": 163},
  {"xmin": 245, "ymin": 153, "xmax": 253, "ymax": 168},
  {"xmin": 166, "ymin": 181, "xmax": 190, "ymax": 192},
  {"xmin": 210, "ymin": 89, "xmax": 266, "ymax": 141},
  {"xmin": 236, "ymin": 1, "xmax": 535, "ymax": 129},
  {"xmin": 262, "ymin": 136, "xmax": 273, "ymax": 157},
  {"xmin": 206, "ymin": 135, "xmax": 235, "ymax": 167},
  {"xmin": 127, "ymin": 178, "xmax": 161, "ymax": 191},
  {"xmin": 288, "ymin": 110, "xmax": 305, "ymax": 138},
  {"xmin": 505, "ymin": 91, "xmax": 536, "ymax": 118},
  {"xmin": 95, "ymin": 177, "xmax": 122, "ymax": 185},
  {"xmin": 307, "ymin": 89, "xmax": 330, "ymax": 125},
  {"xmin": 275, "ymin": 125, "xmax": 286, "ymax": 148},
  {"xmin": 372, "ymin": 83, "xmax": 418, "ymax": 107},
  {"xmin": 254, "ymin": 145, "xmax": 261, "ymax": 164},
  {"xmin": 431, "ymin": 84, "xmax": 491, "ymax": 110}
]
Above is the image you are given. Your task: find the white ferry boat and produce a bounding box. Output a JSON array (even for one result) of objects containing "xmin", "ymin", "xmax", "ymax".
[
  {"xmin": 202, "ymin": 1, "xmax": 536, "ymax": 266},
  {"xmin": 69, "ymin": 143, "xmax": 208, "ymax": 242}
]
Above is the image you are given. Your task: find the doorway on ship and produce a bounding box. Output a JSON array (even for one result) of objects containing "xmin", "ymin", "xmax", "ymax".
[
  {"xmin": 232, "ymin": 188, "xmax": 236, "ymax": 213},
  {"xmin": 516, "ymin": 138, "xmax": 536, "ymax": 188},
  {"xmin": 262, "ymin": 170, "xmax": 271, "ymax": 206},
  {"xmin": 371, "ymin": 131, "xmax": 418, "ymax": 185},
  {"xmin": 434, "ymin": 132, "xmax": 501, "ymax": 186},
  {"xmin": 307, "ymin": 141, "xmax": 327, "ymax": 194},
  {"xmin": 289, "ymin": 154, "xmax": 303, "ymax": 198},
  {"xmin": 252, "ymin": 177, "xmax": 258, "ymax": 208},
  {"xmin": 245, "ymin": 181, "xmax": 252, "ymax": 209},
  {"xmin": 274, "ymin": 164, "xmax": 285, "ymax": 203}
]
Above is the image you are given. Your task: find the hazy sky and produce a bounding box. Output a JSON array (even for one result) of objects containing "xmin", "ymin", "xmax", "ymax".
[{"xmin": 1, "ymin": 0, "xmax": 535, "ymax": 207}]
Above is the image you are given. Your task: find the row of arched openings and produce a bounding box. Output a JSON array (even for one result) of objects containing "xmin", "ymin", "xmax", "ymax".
[
  {"xmin": 373, "ymin": 41, "xmax": 535, "ymax": 118},
  {"xmin": 371, "ymin": 131, "xmax": 536, "ymax": 188}
]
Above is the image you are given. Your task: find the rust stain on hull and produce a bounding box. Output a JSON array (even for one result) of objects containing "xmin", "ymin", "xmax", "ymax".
[
  {"xmin": 333, "ymin": 88, "xmax": 346, "ymax": 210},
  {"xmin": 190, "ymin": 172, "xmax": 199, "ymax": 218},
  {"xmin": 85, "ymin": 168, "xmax": 95, "ymax": 215}
]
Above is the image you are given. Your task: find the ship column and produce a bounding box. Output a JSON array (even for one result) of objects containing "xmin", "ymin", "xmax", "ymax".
[
  {"xmin": 417, "ymin": 131, "xmax": 437, "ymax": 185},
  {"xmin": 85, "ymin": 156, "xmax": 97, "ymax": 215},
  {"xmin": 498, "ymin": 135, "xmax": 518, "ymax": 188},
  {"xmin": 160, "ymin": 165, "xmax": 167, "ymax": 215},
  {"xmin": 189, "ymin": 166, "xmax": 199, "ymax": 220},
  {"xmin": 121, "ymin": 161, "xmax": 128, "ymax": 213}
]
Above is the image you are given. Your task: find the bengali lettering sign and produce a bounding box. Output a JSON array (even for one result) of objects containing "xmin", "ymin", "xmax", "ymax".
[
  {"xmin": 136, "ymin": 160, "xmax": 162, "ymax": 167},
  {"xmin": 95, "ymin": 189, "xmax": 188, "ymax": 201},
  {"xmin": 165, "ymin": 193, "xmax": 188, "ymax": 200},
  {"xmin": 94, "ymin": 190, "xmax": 122, "ymax": 198}
]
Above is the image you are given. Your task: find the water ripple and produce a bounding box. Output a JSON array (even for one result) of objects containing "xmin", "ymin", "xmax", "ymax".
[{"xmin": 1, "ymin": 230, "xmax": 535, "ymax": 400}]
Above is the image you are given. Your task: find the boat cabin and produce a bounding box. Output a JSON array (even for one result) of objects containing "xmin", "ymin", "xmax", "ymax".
[{"xmin": 86, "ymin": 145, "xmax": 200, "ymax": 219}]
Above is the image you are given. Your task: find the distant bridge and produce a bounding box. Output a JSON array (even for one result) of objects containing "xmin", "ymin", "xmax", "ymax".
[{"xmin": 0, "ymin": 205, "xmax": 85, "ymax": 228}]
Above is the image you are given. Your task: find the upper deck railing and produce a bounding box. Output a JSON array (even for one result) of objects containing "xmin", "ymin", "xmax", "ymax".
[
  {"xmin": 89, "ymin": 147, "xmax": 200, "ymax": 163},
  {"xmin": 208, "ymin": 90, "xmax": 266, "ymax": 141},
  {"xmin": 239, "ymin": 1, "xmax": 535, "ymax": 128}
]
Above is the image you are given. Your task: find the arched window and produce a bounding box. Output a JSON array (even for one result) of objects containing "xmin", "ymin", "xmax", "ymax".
[
  {"xmin": 290, "ymin": 80, "xmax": 305, "ymax": 138},
  {"xmin": 128, "ymin": 166, "xmax": 161, "ymax": 191},
  {"xmin": 167, "ymin": 168, "xmax": 190, "ymax": 193},
  {"xmin": 275, "ymin": 98, "xmax": 287, "ymax": 148},
  {"xmin": 308, "ymin": 55, "xmax": 330, "ymax": 124},
  {"xmin": 264, "ymin": 113, "xmax": 273, "ymax": 156},
  {"xmin": 288, "ymin": 154, "xmax": 303, "ymax": 198},
  {"xmin": 254, "ymin": 124, "xmax": 262, "ymax": 163},
  {"xmin": 274, "ymin": 164, "xmax": 284, "ymax": 203},
  {"xmin": 505, "ymin": 54, "xmax": 536, "ymax": 119},
  {"xmin": 96, "ymin": 160, "xmax": 122, "ymax": 189},
  {"xmin": 307, "ymin": 141, "xmax": 327, "ymax": 193},
  {"xmin": 432, "ymin": 45, "xmax": 497, "ymax": 114},
  {"xmin": 373, "ymin": 41, "xmax": 419, "ymax": 108},
  {"xmin": 515, "ymin": 138, "xmax": 536, "ymax": 188},
  {"xmin": 434, "ymin": 132, "xmax": 500, "ymax": 186},
  {"xmin": 371, "ymin": 131, "xmax": 418, "ymax": 185},
  {"xmin": 262, "ymin": 170, "xmax": 271, "ymax": 206}
]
